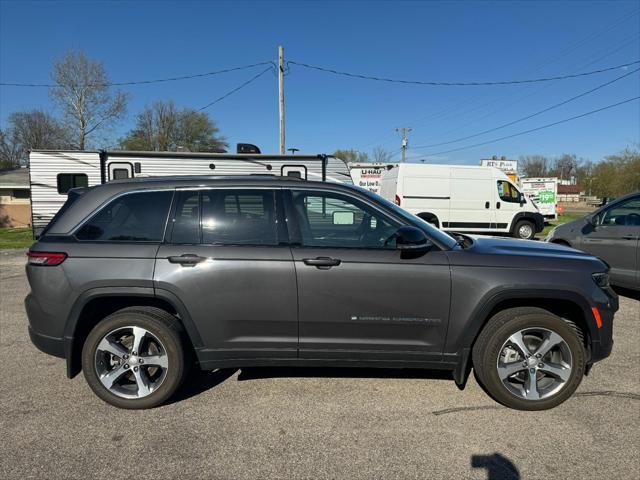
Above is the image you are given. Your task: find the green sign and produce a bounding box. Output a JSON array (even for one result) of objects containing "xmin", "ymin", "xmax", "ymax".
[{"xmin": 538, "ymin": 190, "xmax": 556, "ymax": 203}]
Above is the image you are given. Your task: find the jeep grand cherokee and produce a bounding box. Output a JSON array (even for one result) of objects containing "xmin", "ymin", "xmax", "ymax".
[{"xmin": 26, "ymin": 176, "xmax": 617, "ymax": 410}]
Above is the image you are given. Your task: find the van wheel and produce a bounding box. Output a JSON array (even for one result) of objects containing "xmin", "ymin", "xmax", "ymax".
[
  {"xmin": 82, "ymin": 307, "xmax": 188, "ymax": 409},
  {"xmin": 417, "ymin": 213, "xmax": 439, "ymax": 228},
  {"xmin": 514, "ymin": 220, "xmax": 535, "ymax": 240},
  {"xmin": 472, "ymin": 307, "xmax": 585, "ymax": 410}
]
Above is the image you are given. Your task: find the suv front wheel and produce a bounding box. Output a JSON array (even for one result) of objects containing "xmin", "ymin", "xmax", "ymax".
[
  {"xmin": 82, "ymin": 306, "xmax": 188, "ymax": 409},
  {"xmin": 472, "ymin": 307, "xmax": 586, "ymax": 410}
]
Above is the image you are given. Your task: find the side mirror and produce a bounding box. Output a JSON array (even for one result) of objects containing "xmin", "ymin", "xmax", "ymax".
[
  {"xmin": 394, "ymin": 226, "xmax": 432, "ymax": 251},
  {"xmin": 587, "ymin": 214, "xmax": 599, "ymax": 226}
]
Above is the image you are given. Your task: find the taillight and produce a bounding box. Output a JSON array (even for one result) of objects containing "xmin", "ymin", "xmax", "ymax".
[
  {"xmin": 395, "ymin": 195, "xmax": 401, "ymax": 206},
  {"xmin": 27, "ymin": 251, "xmax": 67, "ymax": 266}
]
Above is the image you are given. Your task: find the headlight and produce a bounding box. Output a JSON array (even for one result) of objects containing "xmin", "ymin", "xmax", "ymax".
[{"xmin": 592, "ymin": 272, "xmax": 610, "ymax": 289}]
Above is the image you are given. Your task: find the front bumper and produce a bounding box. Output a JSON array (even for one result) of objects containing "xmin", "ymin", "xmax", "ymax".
[{"xmin": 588, "ymin": 287, "xmax": 618, "ymax": 363}]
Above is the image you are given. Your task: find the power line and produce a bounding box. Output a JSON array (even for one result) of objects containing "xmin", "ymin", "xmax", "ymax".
[
  {"xmin": 412, "ymin": 67, "xmax": 640, "ymax": 149},
  {"xmin": 417, "ymin": 96, "xmax": 640, "ymax": 157},
  {"xmin": 198, "ymin": 66, "xmax": 273, "ymax": 111},
  {"xmin": 0, "ymin": 61, "xmax": 274, "ymax": 87},
  {"xmin": 287, "ymin": 59, "xmax": 640, "ymax": 86}
]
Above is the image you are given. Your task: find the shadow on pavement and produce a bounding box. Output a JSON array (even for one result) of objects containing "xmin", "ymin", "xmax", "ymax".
[
  {"xmin": 613, "ymin": 286, "xmax": 639, "ymax": 301},
  {"xmin": 236, "ymin": 366, "xmax": 453, "ymax": 382},
  {"xmin": 169, "ymin": 368, "xmax": 239, "ymax": 404},
  {"xmin": 169, "ymin": 366, "xmax": 453, "ymax": 404},
  {"xmin": 471, "ymin": 453, "xmax": 520, "ymax": 480}
]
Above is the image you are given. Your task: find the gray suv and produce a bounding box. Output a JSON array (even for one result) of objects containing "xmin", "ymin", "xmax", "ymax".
[
  {"xmin": 26, "ymin": 176, "xmax": 617, "ymax": 410},
  {"xmin": 546, "ymin": 192, "xmax": 640, "ymax": 290}
]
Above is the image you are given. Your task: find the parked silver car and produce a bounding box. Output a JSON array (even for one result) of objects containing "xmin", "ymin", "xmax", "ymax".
[{"xmin": 546, "ymin": 192, "xmax": 640, "ymax": 290}]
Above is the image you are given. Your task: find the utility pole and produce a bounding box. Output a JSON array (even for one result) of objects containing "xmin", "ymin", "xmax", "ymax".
[
  {"xmin": 395, "ymin": 127, "xmax": 412, "ymax": 162},
  {"xmin": 278, "ymin": 46, "xmax": 285, "ymax": 155}
]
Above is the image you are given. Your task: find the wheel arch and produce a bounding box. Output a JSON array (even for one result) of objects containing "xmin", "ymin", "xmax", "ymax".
[
  {"xmin": 509, "ymin": 212, "xmax": 544, "ymax": 235},
  {"xmin": 64, "ymin": 287, "xmax": 203, "ymax": 378},
  {"xmin": 451, "ymin": 289, "xmax": 595, "ymax": 386},
  {"xmin": 417, "ymin": 212, "xmax": 440, "ymax": 228}
]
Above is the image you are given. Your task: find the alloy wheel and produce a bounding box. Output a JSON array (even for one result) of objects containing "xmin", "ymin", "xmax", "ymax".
[
  {"xmin": 94, "ymin": 326, "xmax": 169, "ymax": 399},
  {"xmin": 496, "ymin": 327, "xmax": 573, "ymax": 401}
]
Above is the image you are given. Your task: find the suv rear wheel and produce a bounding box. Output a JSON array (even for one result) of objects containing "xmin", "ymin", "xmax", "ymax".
[
  {"xmin": 472, "ymin": 307, "xmax": 586, "ymax": 410},
  {"xmin": 82, "ymin": 306, "xmax": 188, "ymax": 409}
]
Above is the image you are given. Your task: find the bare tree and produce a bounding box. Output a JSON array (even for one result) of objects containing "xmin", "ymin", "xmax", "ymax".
[
  {"xmin": 50, "ymin": 50, "xmax": 127, "ymax": 149},
  {"xmin": 333, "ymin": 149, "xmax": 369, "ymax": 163},
  {"xmin": 120, "ymin": 100, "xmax": 227, "ymax": 152},
  {"xmin": 372, "ymin": 146, "xmax": 394, "ymax": 163},
  {"xmin": 0, "ymin": 110, "xmax": 71, "ymax": 167},
  {"xmin": 519, "ymin": 155, "xmax": 549, "ymax": 177},
  {"xmin": 550, "ymin": 153, "xmax": 578, "ymax": 181},
  {"xmin": 0, "ymin": 129, "xmax": 21, "ymax": 168}
]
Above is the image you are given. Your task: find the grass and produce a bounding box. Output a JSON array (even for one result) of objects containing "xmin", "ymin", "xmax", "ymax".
[
  {"xmin": 539, "ymin": 212, "xmax": 585, "ymax": 238},
  {"xmin": 0, "ymin": 228, "xmax": 34, "ymax": 249}
]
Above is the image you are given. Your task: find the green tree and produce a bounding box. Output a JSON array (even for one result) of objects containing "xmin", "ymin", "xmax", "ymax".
[
  {"xmin": 120, "ymin": 100, "xmax": 227, "ymax": 152},
  {"xmin": 591, "ymin": 147, "xmax": 640, "ymax": 197}
]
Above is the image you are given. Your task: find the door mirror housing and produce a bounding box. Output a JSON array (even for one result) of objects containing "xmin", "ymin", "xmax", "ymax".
[
  {"xmin": 394, "ymin": 226, "xmax": 433, "ymax": 251},
  {"xmin": 587, "ymin": 214, "xmax": 599, "ymax": 226}
]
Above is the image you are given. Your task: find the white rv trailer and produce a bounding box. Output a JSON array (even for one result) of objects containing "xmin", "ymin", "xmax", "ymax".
[{"xmin": 29, "ymin": 149, "xmax": 352, "ymax": 235}]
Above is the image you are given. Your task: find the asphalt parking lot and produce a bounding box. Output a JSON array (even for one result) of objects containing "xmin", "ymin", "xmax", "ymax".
[{"xmin": 1, "ymin": 249, "xmax": 639, "ymax": 480}]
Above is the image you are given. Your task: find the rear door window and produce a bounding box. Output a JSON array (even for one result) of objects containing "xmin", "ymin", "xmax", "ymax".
[
  {"xmin": 169, "ymin": 189, "xmax": 278, "ymax": 245},
  {"xmin": 76, "ymin": 191, "xmax": 173, "ymax": 242}
]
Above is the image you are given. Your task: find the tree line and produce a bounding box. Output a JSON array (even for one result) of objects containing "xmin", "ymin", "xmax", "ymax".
[
  {"xmin": 519, "ymin": 149, "xmax": 639, "ymax": 198},
  {"xmin": 1, "ymin": 51, "xmax": 637, "ymax": 198},
  {"xmin": 0, "ymin": 50, "xmax": 226, "ymax": 168}
]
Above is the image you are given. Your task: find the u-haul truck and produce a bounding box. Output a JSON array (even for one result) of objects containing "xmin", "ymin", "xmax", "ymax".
[{"xmin": 519, "ymin": 177, "xmax": 558, "ymax": 220}]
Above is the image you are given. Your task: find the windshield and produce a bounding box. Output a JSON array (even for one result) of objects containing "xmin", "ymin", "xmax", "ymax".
[{"xmin": 352, "ymin": 185, "xmax": 458, "ymax": 249}]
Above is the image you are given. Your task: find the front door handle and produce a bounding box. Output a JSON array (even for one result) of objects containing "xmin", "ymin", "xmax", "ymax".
[
  {"xmin": 496, "ymin": 202, "xmax": 501, "ymax": 209},
  {"xmin": 168, "ymin": 254, "xmax": 206, "ymax": 266},
  {"xmin": 622, "ymin": 235, "xmax": 638, "ymax": 240},
  {"xmin": 303, "ymin": 257, "xmax": 341, "ymax": 269}
]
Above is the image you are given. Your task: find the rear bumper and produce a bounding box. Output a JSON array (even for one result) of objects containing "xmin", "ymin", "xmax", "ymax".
[
  {"xmin": 25, "ymin": 293, "xmax": 66, "ymax": 359},
  {"xmin": 28, "ymin": 326, "xmax": 65, "ymax": 358}
]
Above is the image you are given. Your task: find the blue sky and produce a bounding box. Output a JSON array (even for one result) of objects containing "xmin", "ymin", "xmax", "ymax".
[{"xmin": 1, "ymin": 0, "xmax": 639, "ymax": 165}]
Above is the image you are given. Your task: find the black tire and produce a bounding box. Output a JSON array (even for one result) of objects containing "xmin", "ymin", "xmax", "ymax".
[
  {"xmin": 82, "ymin": 306, "xmax": 188, "ymax": 409},
  {"xmin": 472, "ymin": 307, "xmax": 586, "ymax": 411},
  {"xmin": 514, "ymin": 220, "xmax": 536, "ymax": 240}
]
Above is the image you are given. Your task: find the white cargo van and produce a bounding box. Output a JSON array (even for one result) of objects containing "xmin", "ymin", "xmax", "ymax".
[{"xmin": 379, "ymin": 163, "xmax": 544, "ymax": 239}]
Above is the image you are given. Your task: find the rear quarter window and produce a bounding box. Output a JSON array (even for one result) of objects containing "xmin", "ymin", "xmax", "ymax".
[{"xmin": 76, "ymin": 190, "xmax": 173, "ymax": 242}]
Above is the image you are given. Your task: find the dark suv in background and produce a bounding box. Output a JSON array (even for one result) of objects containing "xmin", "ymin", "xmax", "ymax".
[
  {"xmin": 546, "ymin": 192, "xmax": 640, "ymax": 291},
  {"xmin": 26, "ymin": 177, "xmax": 617, "ymax": 410}
]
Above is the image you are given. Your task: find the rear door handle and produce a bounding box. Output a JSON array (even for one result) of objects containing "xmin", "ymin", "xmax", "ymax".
[
  {"xmin": 168, "ymin": 254, "xmax": 206, "ymax": 266},
  {"xmin": 485, "ymin": 201, "xmax": 490, "ymax": 209},
  {"xmin": 622, "ymin": 235, "xmax": 638, "ymax": 240},
  {"xmin": 303, "ymin": 257, "xmax": 341, "ymax": 269}
]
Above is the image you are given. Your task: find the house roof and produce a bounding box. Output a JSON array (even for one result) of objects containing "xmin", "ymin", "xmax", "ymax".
[
  {"xmin": 0, "ymin": 168, "xmax": 30, "ymax": 189},
  {"xmin": 558, "ymin": 184, "xmax": 582, "ymax": 194}
]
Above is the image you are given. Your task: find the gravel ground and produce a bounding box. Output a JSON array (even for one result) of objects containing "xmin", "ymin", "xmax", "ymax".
[{"xmin": 1, "ymin": 248, "xmax": 639, "ymax": 479}]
